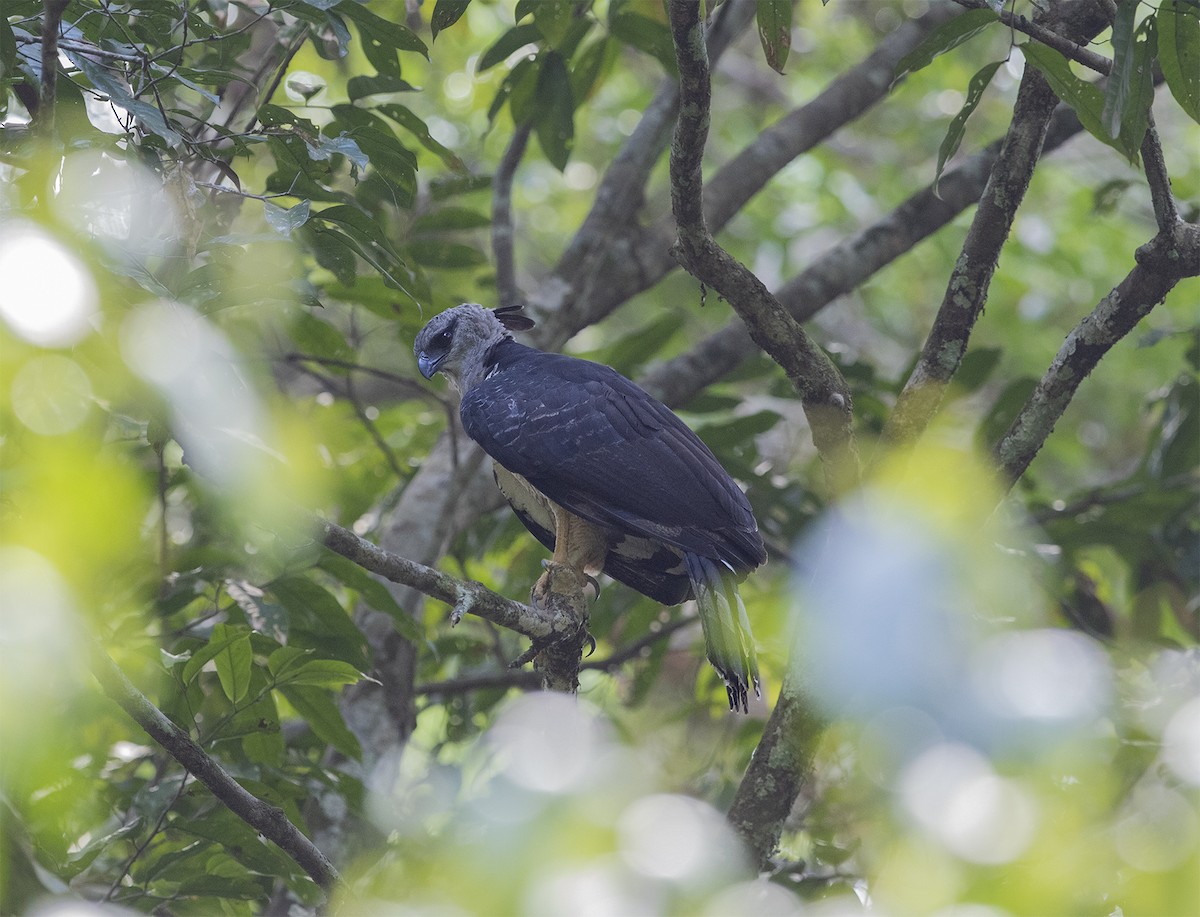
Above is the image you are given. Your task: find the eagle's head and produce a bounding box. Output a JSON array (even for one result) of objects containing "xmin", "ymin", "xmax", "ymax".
[{"xmin": 414, "ymin": 303, "xmax": 534, "ymax": 394}]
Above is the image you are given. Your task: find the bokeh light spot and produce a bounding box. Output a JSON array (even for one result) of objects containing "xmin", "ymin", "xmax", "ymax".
[
  {"xmin": 0, "ymin": 223, "xmax": 98, "ymax": 347},
  {"xmin": 973, "ymin": 628, "xmax": 1111, "ymax": 723},
  {"xmin": 900, "ymin": 743, "xmax": 1038, "ymax": 864},
  {"xmin": 618, "ymin": 794, "xmax": 736, "ymax": 881},
  {"xmin": 1162, "ymin": 696, "xmax": 1200, "ymax": 786},
  {"xmin": 489, "ymin": 694, "xmax": 609, "ymax": 794},
  {"xmin": 1114, "ymin": 783, "xmax": 1199, "ymax": 872}
]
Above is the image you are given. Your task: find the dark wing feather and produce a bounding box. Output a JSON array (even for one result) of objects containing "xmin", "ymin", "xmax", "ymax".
[{"xmin": 460, "ymin": 344, "xmax": 764, "ymax": 573}]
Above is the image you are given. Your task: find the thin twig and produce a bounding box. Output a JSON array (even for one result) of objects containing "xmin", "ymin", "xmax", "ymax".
[
  {"xmin": 951, "ymin": 0, "xmax": 1112, "ymax": 74},
  {"xmin": 345, "ymin": 375, "xmax": 407, "ymax": 481},
  {"xmin": 1140, "ymin": 117, "xmax": 1180, "ymax": 234},
  {"xmin": 414, "ymin": 613, "xmax": 698, "ymax": 697}
]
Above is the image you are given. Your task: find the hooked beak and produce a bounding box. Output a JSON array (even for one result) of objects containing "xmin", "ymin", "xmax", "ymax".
[{"xmin": 417, "ymin": 351, "xmax": 443, "ymax": 379}]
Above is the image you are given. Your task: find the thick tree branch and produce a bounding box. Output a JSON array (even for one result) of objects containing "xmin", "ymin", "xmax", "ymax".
[
  {"xmin": 320, "ymin": 519, "xmax": 563, "ymax": 641},
  {"xmin": 883, "ymin": 0, "xmax": 1109, "ymax": 447},
  {"xmin": 726, "ymin": 670, "xmax": 825, "ymax": 868},
  {"xmin": 90, "ymin": 648, "xmax": 343, "ymax": 895},
  {"xmin": 883, "ymin": 70, "xmax": 1059, "ymax": 446},
  {"xmin": 994, "ymin": 224, "xmax": 1200, "ymax": 486},
  {"xmin": 667, "ymin": 0, "xmax": 860, "ymax": 492},
  {"xmin": 493, "ymin": 123, "xmax": 531, "ymax": 309}
]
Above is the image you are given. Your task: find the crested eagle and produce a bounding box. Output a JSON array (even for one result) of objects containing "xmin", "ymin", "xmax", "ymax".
[{"xmin": 414, "ymin": 303, "xmax": 765, "ymax": 712}]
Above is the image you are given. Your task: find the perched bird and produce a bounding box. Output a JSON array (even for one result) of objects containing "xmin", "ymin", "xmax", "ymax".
[{"xmin": 414, "ymin": 303, "xmax": 765, "ymax": 711}]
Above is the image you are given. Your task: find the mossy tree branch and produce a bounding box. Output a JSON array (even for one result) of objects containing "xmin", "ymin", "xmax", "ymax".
[{"xmin": 666, "ymin": 0, "xmax": 860, "ymax": 494}]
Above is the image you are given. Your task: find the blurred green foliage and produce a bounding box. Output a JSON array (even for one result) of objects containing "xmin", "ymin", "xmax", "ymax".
[{"xmin": 1, "ymin": 0, "xmax": 1197, "ymax": 914}]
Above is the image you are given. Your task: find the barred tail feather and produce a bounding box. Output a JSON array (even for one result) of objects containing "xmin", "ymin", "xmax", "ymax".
[{"xmin": 684, "ymin": 553, "xmax": 761, "ymax": 713}]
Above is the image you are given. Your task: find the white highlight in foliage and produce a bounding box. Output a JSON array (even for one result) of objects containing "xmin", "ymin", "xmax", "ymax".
[
  {"xmin": 1162, "ymin": 696, "xmax": 1200, "ymax": 785},
  {"xmin": 900, "ymin": 743, "xmax": 1037, "ymax": 864},
  {"xmin": 120, "ymin": 301, "xmax": 269, "ymax": 487},
  {"xmin": 618, "ymin": 794, "xmax": 735, "ymax": 881},
  {"xmin": 56, "ymin": 153, "xmax": 181, "ymax": 259},
  {"xmin": 1114, "ymin": 782, "xmax": 1200, "ymax": 872},
  {"xmin": 703, "ymin": 879, "xmax": 803, "ymax": 916},
  {"xmin": 972, "ymin": 628, "xmax": 1111, "ymax": 723},
  {"xmin": 489, "ymin": 694, "xmax": 610, "ymax": 794},
  {"xmin": 0, "ymin": 223, "xmax": 98, "ymax": 347},
  {"xmin": 527, "ymin": 863, "xmax": 646, "ymax": 917},
  {"xmin": 0, "ymin": 548, "xmax": 86, "ymax": 699}
]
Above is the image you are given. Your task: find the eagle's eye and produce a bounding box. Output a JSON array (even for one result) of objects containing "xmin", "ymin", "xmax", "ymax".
[{"xmin": 434, "ymin": 328, "xmax": 453, "ymax": 346}]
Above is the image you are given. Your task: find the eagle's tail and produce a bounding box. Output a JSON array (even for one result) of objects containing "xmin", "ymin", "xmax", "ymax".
[{"xmin": 684, "ymin": 553, "xmax": 760, "ymax": 713}]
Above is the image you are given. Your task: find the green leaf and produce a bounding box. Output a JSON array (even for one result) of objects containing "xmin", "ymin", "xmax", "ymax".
[
  {"xmin": 181, "ymin": 630, "xmax": 246, "ymax": 686},
  {"xmin": 756, "ymin": 0, "xmax": 792, "ymax": 74},
  {"xmin": 263, "ymin": 199, "xmax": 311, "ymax": 237},
  {"xmin": 1021, "ymin": 43, "xmax": 1123, "ymax": 156},
  {"xmin": 376, "ymin": 103, "xmax": 467, "ymax": 172},
  {"xmin": 276, "ymin": 659, "xmax": 365, "ymax": 688},
  {"xmin": 347, "ymin": 74, "xmax": 418, "ymax": 100},
  {"xmin": 210, "ymin": 624, "xmax": 253, "ymax": 704},
  {"xmin": 954, "ymin": 346, "xmax": 1003, "ymax": 393},
  {"xmin": 267, "ymin": 645, "xmax": 312, "ymax": 683},
  {"xmin": 977, "ymin": 376, "xmax": 1039, "ymax": 451},
  {"xmin": 412, "ymin": 206, "xmax": 492, "ymax": 233},
  {"xmin": 533, "ymin": 0, "xmax": 574, "ymax": 47},
  {"xmin": 478, "ymin": 23, "xmax": 542, "ymax": 73},
  {"xmin": 407, "ymin": 240, "xmax": 489, "ymax": 269},
  {"xmin": 299, "ymin": 224, "xmax": 358, "ymax": 286},
  {"xmin": 1103, "ymin": 0, "xmax": 1140, "ymax": 138},
  {"xmin": 280, "ymin": 685, "xmax": 362, "ymax": 759},
  {"xmin": 1159, "ymin": 0, "xmax": 1200, "ymax": 123},
  {"xmin": 290, "ymin": 310, "xmax": 354, "ymax": 361},
  {"xmin": 319, "ymin": 551, "xmax": 425, "ymax": 642},
  {"xmin": 893, "ymin": 8, "xmax": 999, "ymax": 84},
  {"xmin": 696, "ymin": 410, "xmax": 783, "ymax": 450},
  {"xmin": 431, "ymin": 0, "xmax": 471, "ymax": 40},
  {"xmin": 337, "ymin": 1, "xmax": 429, "ymax": 62},
  {"xmin": 268, "ymin": 575, "xmax": 369, "ymax": 670},
  {"xmin": 934, "ymin": 60, "xmax": 1003, "ymax": 195},
  {"xmin": 570, "ymin": 36, "xmax": 617, "ymax": 103},
  {"xmin": 1117, "ymin": 17, "xmax": 1156, "ymax": 158},
  {"xmin": 608, "ymin": 6, "xmax": 678, "ymax": 75},
  {"xmin": 534, "ymin": 50, "xmax": 575, "ymax": 170}
]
